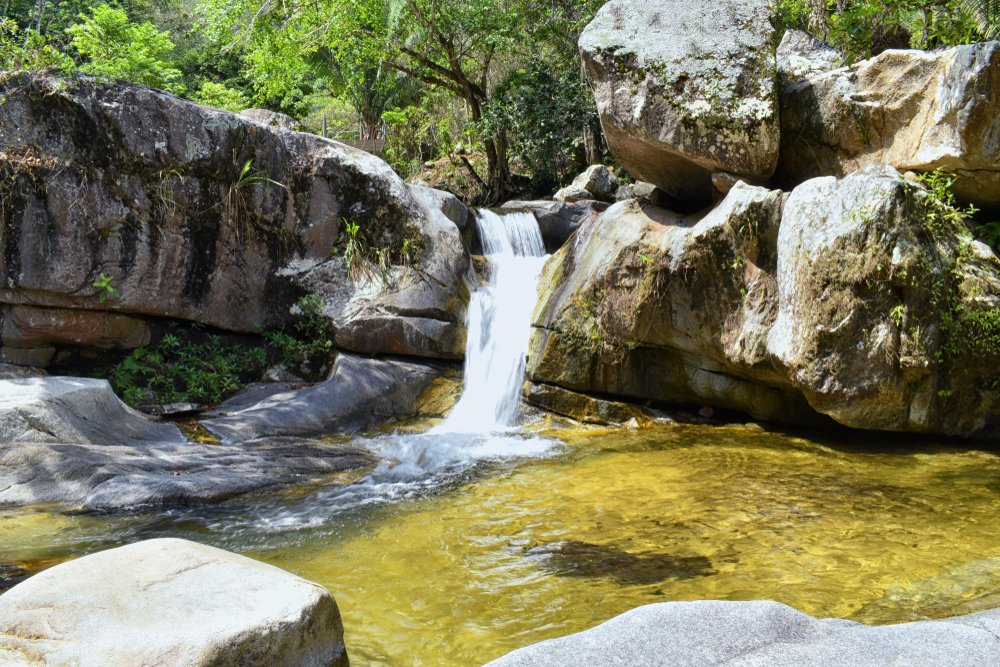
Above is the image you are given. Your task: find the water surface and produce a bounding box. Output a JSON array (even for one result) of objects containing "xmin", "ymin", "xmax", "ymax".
[{"xmin": 3, "ymin": 423, "xmax": 1000, "ymax": 665}]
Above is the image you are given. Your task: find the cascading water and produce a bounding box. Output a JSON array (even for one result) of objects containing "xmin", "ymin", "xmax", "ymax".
[
  {"xmin": 216, "ymin": 211, "xmax": 554, "ymax": 530},
  {"xmin": 434, "ymin": 210, "xmax": 548, "ymax": 433}
]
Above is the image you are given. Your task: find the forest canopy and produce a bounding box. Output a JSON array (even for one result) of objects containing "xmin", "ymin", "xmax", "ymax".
[{"xmin": 1, "ymin": 0, "xmax": 997, "ymax": 202}]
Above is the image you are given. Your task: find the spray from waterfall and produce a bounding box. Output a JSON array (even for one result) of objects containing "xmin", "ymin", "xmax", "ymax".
[{"xmin": 434, "ymin": 210, "xmax": 548, "ymax": 433}]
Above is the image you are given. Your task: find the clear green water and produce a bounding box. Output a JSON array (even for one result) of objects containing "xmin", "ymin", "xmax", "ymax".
[{"xmin": 3, "ymin": 423, "xmax": 1000, "ymax": 665}]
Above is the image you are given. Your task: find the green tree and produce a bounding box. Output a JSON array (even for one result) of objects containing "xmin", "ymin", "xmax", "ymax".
[{"xmin": 67, "ymin": 3, "xmax": 184, "ymax": 93}]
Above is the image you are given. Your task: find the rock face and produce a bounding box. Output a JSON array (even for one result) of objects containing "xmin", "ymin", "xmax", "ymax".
[
  {"xmin": 202, "ymin": 353, "xmax": 443, "ymax": 442},
  {"xmin": 528, "ymin": 167, "xmax": 1000, "ymax": 437},
  {"xmin": 0, "ymin": 376, "xmax": 375, "ymax": 511},
  {"xmin": 0, "ymin": 73, "xmax": 469, "ymax": 364},
  {"xmin": 777, "ymin": 29, "xmax": 842, "ymax": 85},
  {"xmin": 779, "ymin": 41, "xmax": 1000, "ymax": 209},
  {"xmin": 579, "ymin": 0, "xmax": 780, "ymax": 204},
  {"xmin": 485, "ymin": 600, "xmax": 1000, "ymax": 666},
  {"xmin": 0, "ymin": 538, "xmax": 348, "ymax": 667}
]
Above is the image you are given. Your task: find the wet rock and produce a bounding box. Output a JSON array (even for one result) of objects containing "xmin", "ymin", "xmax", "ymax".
[
  {"xmin": 528, "ymin": 167, "xmax": 1000, "ymax": 437},
  {"xmin": 202, "ymin": 353, "xmax": 443, "ymax": 442},
  {"xmin": 501, "ymin": 200, "xmax": 609, "ymax": 252},
  {"xmin": 579, "ymin": 0, "xmax": 779, "ymax": 204},
  {"xmin": 779, "ymin": 41, "xmax": 1000, "ymax": 209},
  {"xmin": 525, "ymin": 382, "xmax": 657, "ymax": 425},
  {"xmin": 0, "ymin": 538, "xmax": 348, "ymax": 667},
  {"xmin": 486, "ymin": 600, "xmax": 1000, "ymax": 666},
  {"xmin": 0, "ymin": 363, "xmax": 44, "ymax": 380}
]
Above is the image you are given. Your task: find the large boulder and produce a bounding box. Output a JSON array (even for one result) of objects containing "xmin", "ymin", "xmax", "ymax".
[
  {"xmin": 0, "ymin": 73, "xmax": 469, "ymax": 364},
  {"xmin": 528, "ymin": 167, "xmax": 1000, "ymax": 437},
  {"xmin": 779, "ymin": 41, "xmax": 1000, "ymax": 209},
  {"xmin": 0, "ymin": 538, "xmax": 348, "ymax": 667},
  {"xmin": 777, "ymin": 29, "xmax": 842, "ymax": 85},
  {"xmin": 485, "ymin": 600, "xmax": 1000, "ymax": 666},
  {"xmin": 579, "ymin": 0, "xmax": 780, "ymax": 204},
  {"xmin": 0, "ymin": 376, "xmax": 375, "ymax": 511},
  {"xmin": 202, "ymin": 353, "xmax": 443, "ymax": 442}
]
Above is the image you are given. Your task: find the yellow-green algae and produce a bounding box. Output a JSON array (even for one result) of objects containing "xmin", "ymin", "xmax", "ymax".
[{"xmin": 4, "ymin": 424, "xmax": 1000, "ymax": 666}]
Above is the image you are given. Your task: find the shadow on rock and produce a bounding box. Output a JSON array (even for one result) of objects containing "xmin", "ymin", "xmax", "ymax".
[{"xmin": 526, "ymin": 540, "xmax": 716, "ymax": 585}]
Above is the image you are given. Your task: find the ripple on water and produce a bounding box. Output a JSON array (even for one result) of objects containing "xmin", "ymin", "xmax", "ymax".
[{"xmin": 3, "ymin": 424, "xmax": 1000, "ymax": 666}]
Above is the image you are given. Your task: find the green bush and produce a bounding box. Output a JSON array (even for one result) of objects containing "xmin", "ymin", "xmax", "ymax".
[
  {"xmin": 191, "ymin": 81, "xmax": 249, "ymax": 112},
  {"xmin": 0, "ymin": 18, "xmax": 73, "ymax": 74},
  {"xmin": 67, "ymin": 3, "xmax": 185, "ymax": 94},
  {"xmin": 262, "ymin": 294, "xmax": 335, "ymax": 380}
]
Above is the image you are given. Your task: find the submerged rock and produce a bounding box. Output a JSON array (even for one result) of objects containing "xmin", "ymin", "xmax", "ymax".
[
  {"xmin": 779, "ymin": 41, "xmax": 1000, "ymax": 209},
  {"xmin": 0, "ymin": 538, "xmax": 348, "ymax": 667},
  {"xmin": 485, "ymin": 600, "xmax": 1000, "ymax": 666},
  {"xmin": 202, "ymin": 353, "xmax": 443, "ymax": 442},
  {"xmin": 579, "ymin": 0, "xmax": 779, "ymax": 203},
  {"xmin": 528, "ymin": 167, "xmax": 1000, "ymax": 437}
]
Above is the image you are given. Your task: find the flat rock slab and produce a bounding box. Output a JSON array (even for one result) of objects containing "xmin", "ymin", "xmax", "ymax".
[
  {"xmin": 0, "ymin": 538, "xmax": 348, "ymax": 667},
  {"xmin": 0, "ymin": 376, "xmax": 185, "ymax": 445},
  {"xmin": 202, "ymin": 353, "xmax": 442, "ymax": 442},
  {"xmin": 0, "ymin": 436, "xmax": 375, "ymax": 512},
  {"xmin": 486, "ymin": 600, "xmax": 1000, "ymax": 666}
]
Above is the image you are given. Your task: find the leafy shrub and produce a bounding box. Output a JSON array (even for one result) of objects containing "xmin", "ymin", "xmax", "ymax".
[
  {"xmin": 67, "ymin": 3, "xmax": 185, "ymax": 94},
  {"xmin": 0, "ymin": 18, "xmax": 73, "ymax": 74},
  {"xmin": 111, "ymin": 328, "xmax": 268, "ymax": 407},
  {"xmin": 191, "ymin": 81, "xmax": 248, "ymax": 111},
  {"xmin": 262, "ymin": 294, "xmax": 334, "ymax": 380}
]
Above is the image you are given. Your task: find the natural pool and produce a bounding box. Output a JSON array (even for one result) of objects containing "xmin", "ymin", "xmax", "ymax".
[{"xmin": 3, "ymin": 422, "xmax": 1000, "ymax": 666}]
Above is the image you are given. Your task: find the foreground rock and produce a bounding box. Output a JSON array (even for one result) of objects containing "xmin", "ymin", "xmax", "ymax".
[
  {"xmin": 579, "ymin": 0, "xmax": 779, "ymax": 203},
  {"xmin": 0, "ymin": 538, "xmax": 347, "ymax": 667},
  {"xmin": 0, "ymin": 73, "xmax": 469, "ymax": 365},
  {"xmin": 202, "ymin": 353, "xmax": 443, "ymax": 442},
  {"xmin": 0, "ymin": 376, "xmax": 374, "ymax": 511},
  {"xmin": 528, "ymin": 167, "xmax": 1000, "ymax": 437},
  {"xmin": 779, "ymin": 41, "xmax": 1000, "ymax": 209},
  {"xmin": 0, "ymin": 377, "xmax": 184, "ymax": 445},
  {"xmin": 486, "ymin": 600, "xmax": 1000, "ymax": 666}
]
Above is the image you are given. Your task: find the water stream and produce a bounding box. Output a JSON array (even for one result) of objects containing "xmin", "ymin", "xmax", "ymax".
[{"xmin": 4, "ymin": 214, "xmax": 1000, "ymax": 664}]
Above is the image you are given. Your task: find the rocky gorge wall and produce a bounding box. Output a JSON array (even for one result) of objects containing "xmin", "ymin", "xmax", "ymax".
[{"xmin": 525, "ymin": 0, "xmax": 1000, "ymax": 439}]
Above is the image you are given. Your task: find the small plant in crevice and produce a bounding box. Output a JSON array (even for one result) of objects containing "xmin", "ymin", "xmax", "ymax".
[
  {"xmin": 92, "ymin": 273, "xmax": 120, "ymax": 303},
  {"xmin": 330, "ymin": 217, "xmax": 420, "ymax": 287},
  {"xmin": 111, "ymin": 327, "xmax": 268, "ymax": 407},
  {"xmin": 912, "ymin": 169, "xmax": 979, "ymax": 234},
  {"xmin": 224, "ymin": 156, "xmax": 287, "ymax": 243},
  {"xmin": 262, "ymin": 294, "xmax": 335, "ymax": 380}
]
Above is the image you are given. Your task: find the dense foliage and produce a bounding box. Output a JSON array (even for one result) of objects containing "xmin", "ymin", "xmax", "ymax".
[{"xmin": 0, "ymin": 0, "xmax": 996, "ymax": 198}]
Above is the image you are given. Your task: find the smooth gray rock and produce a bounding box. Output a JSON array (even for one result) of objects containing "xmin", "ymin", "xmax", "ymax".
[
  {"xmin": 409, "ymin": 183, "xmax": 470, "ymax": 231},
  {"xmin": 485, "ymin": 600, "xmax": 1000, "ymax": 666},
  {"xmin": 501, "ymin": 200, "xmax": 609, "ymax": 252},
  {"xmin": 0, "ymin": 377, "xmax": 184, "ymax": 446},
  {"xmin": 239, "ymin": 107, "xmax": 305, "ymax": 131},
  {"xmin": 579, "ymin": 0, "xmax": 779, "ymax": 203},
  {"xmin": 202, "ymin": 353, "xmax": 442, "ymax": 442},
  {"xmin": 0, "ymin": 538, "xmax": 348, "ymax": 667},
  {"xmin": 0, "ymin": 436, "xmax": 375, "ymax": 511},
  {"xmin": 569, "ymin": 165, "xmax": 619, "ymax": 202},
  {"xmin": 553, "ymin": 184, "xmax": 592, "ymax": 203}
]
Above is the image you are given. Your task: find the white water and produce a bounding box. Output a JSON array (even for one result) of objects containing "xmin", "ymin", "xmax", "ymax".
[
  {"xmin": 434, "ymin": 210, "xmax": 548, "ymax": 433},
  {"xmin": 233, "ymin": 212, "xmax": 553, "ymax": 531}
]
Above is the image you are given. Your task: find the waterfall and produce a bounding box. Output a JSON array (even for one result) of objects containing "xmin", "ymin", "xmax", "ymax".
[{"xmin": 434, "ymin": 210, "xmax": 548, "ymax": 433}]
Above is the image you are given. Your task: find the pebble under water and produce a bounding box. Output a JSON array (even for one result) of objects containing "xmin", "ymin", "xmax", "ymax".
[{"xmin": 4, "ymin": 423, "xmax": 1000, "ymax": 665}]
